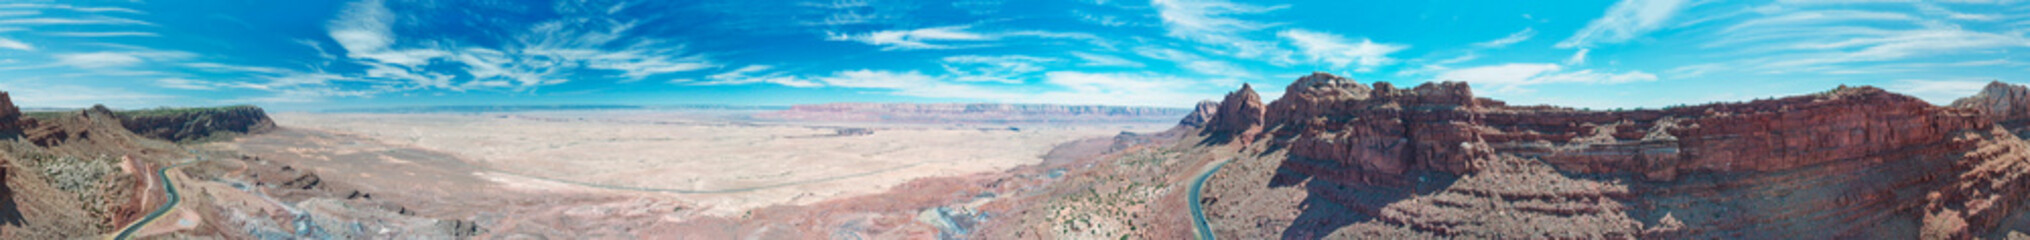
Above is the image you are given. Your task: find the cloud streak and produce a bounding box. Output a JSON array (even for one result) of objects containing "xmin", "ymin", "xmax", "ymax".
[
  {"xmin": 1557, "ymin": 0, "xmax": 1689, "ymax": 48},
  {"xmin": 1279, "ymin": 29, "xmax": 1408, "ymax": 72}
]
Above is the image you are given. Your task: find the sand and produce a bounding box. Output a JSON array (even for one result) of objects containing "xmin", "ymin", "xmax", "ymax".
[{"xmin": 264, "ymin": 111, "xmax": 1167, "ymax": 215}]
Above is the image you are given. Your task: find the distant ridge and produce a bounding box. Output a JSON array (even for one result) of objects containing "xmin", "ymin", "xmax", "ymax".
[
  {"xmin": 754, "ymin": 102, "xmax": 1193, "ymax": 124},
  {"xmin": 321, "ymin": 104, "xmax": 788, "ymax": 113}
]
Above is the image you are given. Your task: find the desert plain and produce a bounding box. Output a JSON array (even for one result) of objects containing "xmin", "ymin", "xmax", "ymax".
[{"xmin": 229, "ymin": 110, "xmax": 1167, "ymax": 218}]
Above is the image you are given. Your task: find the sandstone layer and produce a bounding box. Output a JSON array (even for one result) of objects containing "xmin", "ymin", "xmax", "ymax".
[
  {"xmin": 116, "ymin": 105, "xmax": 276, "ymax": 143},
  {"xmin": 1198, "ymin": 73, "xmax": 2030, "ymax": 239}
]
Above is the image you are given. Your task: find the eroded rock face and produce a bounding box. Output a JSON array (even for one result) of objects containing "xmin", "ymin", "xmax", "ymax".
[
  {"xmin": 1200, "ymin": 73, "xmax": 2030, "ymax": 239},
  {"xmin": 117, "ymin": 105, "xmax": 277, "ymax": 142},
  {"xmin": 1178, "ymin": 100, "xmax": 1219, "ymax": 127},
  {"xmin": 1200, "ymin": 84, "xmax": 1265, "ymax": 145},
  {"xmin": 1952, "ymin": 81, "xmax": 2030, "ymax": 134}
]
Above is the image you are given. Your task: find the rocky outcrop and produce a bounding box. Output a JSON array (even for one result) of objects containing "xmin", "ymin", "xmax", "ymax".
[
  {"xmin": 1198, "ymin": 73, "xmax": 2030, "ymax": 239},
  {"xmin": 1178, "ymin": 100, "xmax": 1219, "ymax": 127},
  {"xmin": 117, "ymin": 105, "xmax": 276, "ymax": 143},
  {"xmin": 1200, "ymin": 84, "xmax": 1265, "ymax": 145},
  {"xmin": 753, "ymin": 103, "xmax": 1192, "ymax": 124},
  {"xmin": 0, "ymin": 92, "xmax": 281, "ymax": 238},
  {"xmin": 1952, "ymin": 81, "xmax": 2030, "ymax": 135}
]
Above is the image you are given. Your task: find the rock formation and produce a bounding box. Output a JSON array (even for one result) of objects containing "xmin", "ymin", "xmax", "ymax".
[
  {"xmin": 116, "ymin": 105, "xmax": 276, "ymax": 142},
  {"xmin": 1178, "ymin": 100, "xmax": 1219, "ymax": 127},
  {"xmin": 1952, "ymin": 81, "xmax": 2030, "ymax": 135},
  {"xmin": 0, "ymin": 91, "xmax": 280, "ymax": 238},
  {"xmin": 753, "ymin": 103, "xmax": 1192, "ymax": 124},
  {"xmin": 1200, "ymin": 83, "xmax": 1265, "ymax": 145},
  {"xmin": 1196, "ymin": 73, "xmax": 2030, "ymax": 239}
]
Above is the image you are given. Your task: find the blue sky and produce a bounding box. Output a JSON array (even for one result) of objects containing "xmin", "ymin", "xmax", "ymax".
[{"xmin": 0, "ymin": 0, "xmax": 2026, "ymax": 110}]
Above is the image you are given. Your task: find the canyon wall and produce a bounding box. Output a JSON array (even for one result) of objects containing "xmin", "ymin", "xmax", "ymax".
[
  {"xmin": 0, "ymin": 92, "xmax": 278, "ymax": 238},
  {"xmin": 1198, "ymin": 73, "xmax": 2030, "ymax": 239},
  {"xmin": 117, "ymin": 105, "xmax": 277, "ymax": 143}
]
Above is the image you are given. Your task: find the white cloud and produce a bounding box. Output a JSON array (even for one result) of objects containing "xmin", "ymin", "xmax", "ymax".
[
  {"xmin": 684, "ymin": 65, "xmax": 821, "ymax": 88},
  {"xmin": 0, "ymin": 37, "xmax": 29, "ymax": 51},
  {"xmin": 184, "ymin": 62, "xmax": 291, "ymax": 74},
  {"xmin": 1915, "ymin": 2, "xmax": 2002, "ymax": 21},
  {"xmin": 1888, "ymin": 79, "xmax": 1995, "ymax": 104},
  {"xmin": 1557, "ymin": 0, "xmax": 1690, "ymax": 48},
  {"xmin": 44, "ymin": 31, "xmax": 157, "ymax": 37},
  {"xmin": 1152, "ymin": 0, "xmax": 1284, "ymax": 41},
  {"xmin": 1534, "ymin": 69, "xmax": 1657, "ymax": 84},
  {"xmin": 1151, "ymin": 0, "xmax": 1294, "ymax": 63},
  {"xmin": 1132, "ymin": 46, "xmax": 1255, "ymax": 77},
  {"xmin": 1278, "ymin": 29, "xmax": 1408, "ymax": 72},
  {"xmin": 817, "ymin": 70, "xmax": 1210, "ymax": 107},
  {"xmin": 55, "ymin": 52, "xmax": 144, "ymax": 68},
  {"xmin": 326, "ymin": 0, "xmax": 716, "ymax": 92},
  {"xmin": 0, "ymin": 3, "xmax": 144, "ymax": 14},
  {"xmin": 156, "ymin": 78, "xmax": 221, "ymax": 90},
  {"xmin": 1474, "ymin": 28, "xmax": 1537, "ymax": 48},
  {"xmin": 1434, "ymin": 63, "xmax": 1657, "ymax": 93},
  {"xmin": 940, "ymin": 55, "xmax": 1057, "ymax": 83},
  {"xmin": 1565, "ymin": 48, "xmax": 1590, "ymax": 65},
  {"xmin": 824, "ymin": 26, "xmax": 1103, "ymax": 51},
  {"xmin": 1069, "ymin": 52, "xmax": 1144, "ymax": 67},
  {"xmin": 0, "ymin": 16, "xmax": 151, "ymax": 25},
  {"xmin": 825, "ymin": 26, "xmax": 994, "ymax": 50},
  {"xmin": 0, "ymin": 82, "xmax": 171, "ymax": 108},
  {"xmin": 1182, "ymin": 60, "xmax": 1253, "ymax": 77},
  {"xmin": 327, "ymin": 0, "xmax": 406, "ymax": 63},
  {"xmin": 816, "ymin": 69, "xmax": 936, "ymax": 89}
]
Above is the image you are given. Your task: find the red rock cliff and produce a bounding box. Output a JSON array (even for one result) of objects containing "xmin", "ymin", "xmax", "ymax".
[
  {"xmin": 1200, "ymin": 83, "xmax": 1265, "ymax": 145},
  {"xmin": 1197, "ymin": 73, "xmax": 2030, "ymax": 239}
]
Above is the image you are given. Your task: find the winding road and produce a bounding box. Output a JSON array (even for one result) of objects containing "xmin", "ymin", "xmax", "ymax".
[
  {"xmin": 110, "ymin": 152, "xmax": 200, "ymax": 240},
  {"xmin": 1189, "ymin": 159, "xmax": 1230, "ymax": 240}
]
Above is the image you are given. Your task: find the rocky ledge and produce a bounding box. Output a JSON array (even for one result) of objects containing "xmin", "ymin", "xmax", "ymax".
[
  {"xmin": 1197, "ymin": 73, "xmax": 2030, "ymax": 239},
  {"xmin": 115, "ymin": 105, "xmax": 276, "ymax": 143}
]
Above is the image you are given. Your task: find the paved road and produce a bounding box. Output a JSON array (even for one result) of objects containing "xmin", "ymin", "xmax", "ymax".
[
  {"xmin": 1190, "ymin": 159, "xmax": 1230, "ymax": 240},
  {"xmin": 111, "ymin": 153, "xmax": 200, "ymax": 240}
]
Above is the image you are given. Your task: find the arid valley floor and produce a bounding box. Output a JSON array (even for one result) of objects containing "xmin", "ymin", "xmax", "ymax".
[{"xmin": 15, "ymin": 74, "xmax": 2030, "ymax": 239}]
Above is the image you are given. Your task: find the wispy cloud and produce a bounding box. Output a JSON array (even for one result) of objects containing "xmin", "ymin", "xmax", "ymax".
[
  {"xmin": 1434, "ymin": 63, "xmax": 1657, "ymax": 93},
  {"xmin": 1887, "ymin": 79, "xmax": 1997, "ymax": 104},
  {"xmin": 156, "ymin": 78, "xmax": 222, "ymax": 90},
  {"xmin": 1564, "ymin": 48, "xmax": 1590, "ymax": 65},
  {"xmin": 54, "ymin": 51, "xmax": 193, "ymax": 69},
  {"xmin": 824, "ymin": 25, "xmax": 1103, "ymax": 51},
  {"xmin": 1133, "ymin": 46, "xmax": 1255, "ymax": 77},
  {"xmin": 826, "ymin": 26, "xmax": 995, "ymax": 50},
  {"xmin": 1687, "ymin": 3, "xmax": 2030, "ymax": 75},
  {"xmin": 325, "ymin": 0, "xmax": 717, "ymax": 92},
  {"xmin": 1151, "ymin": 0, "xmax": 1294, "ymax": 63},
  {"xmin": 1278, "ymin": 29, "xmax": 1408, "ymax": 72},
  {"xmin": 683, "ymin": 65, "xmax": 821, "ymax": 87},
  {"xmin": 1069, "ymin": 52, "xmax": 1144, "ymax": 67},
  {"xmin": 44, "ymin": 31, "xmax": 158, "ymax": 37},
  {"xmin": 1474, "ymin": 27, "xmax": 1537, "ymax": 48},
  {"xmin": 0, "ymin": 37, "xmax": 30, "ymax": 51},
  {"xmin": 1557, "ymin": 0, "xmax": 1690, "ymax": 48},
  {"xmin": 0, "ymin": 16, "xmax": 151, "ymax": 25},
  {"xmin": 802, "ymin": 69, "xmax": 1213, "ymax": 107},
  {"xmin": 0, "ymin": 3, "xmax": 143, "ymax": 14},
  {"xmin": 941, "ymin": 55, "xmax": 1057, "ymax": 83}
]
